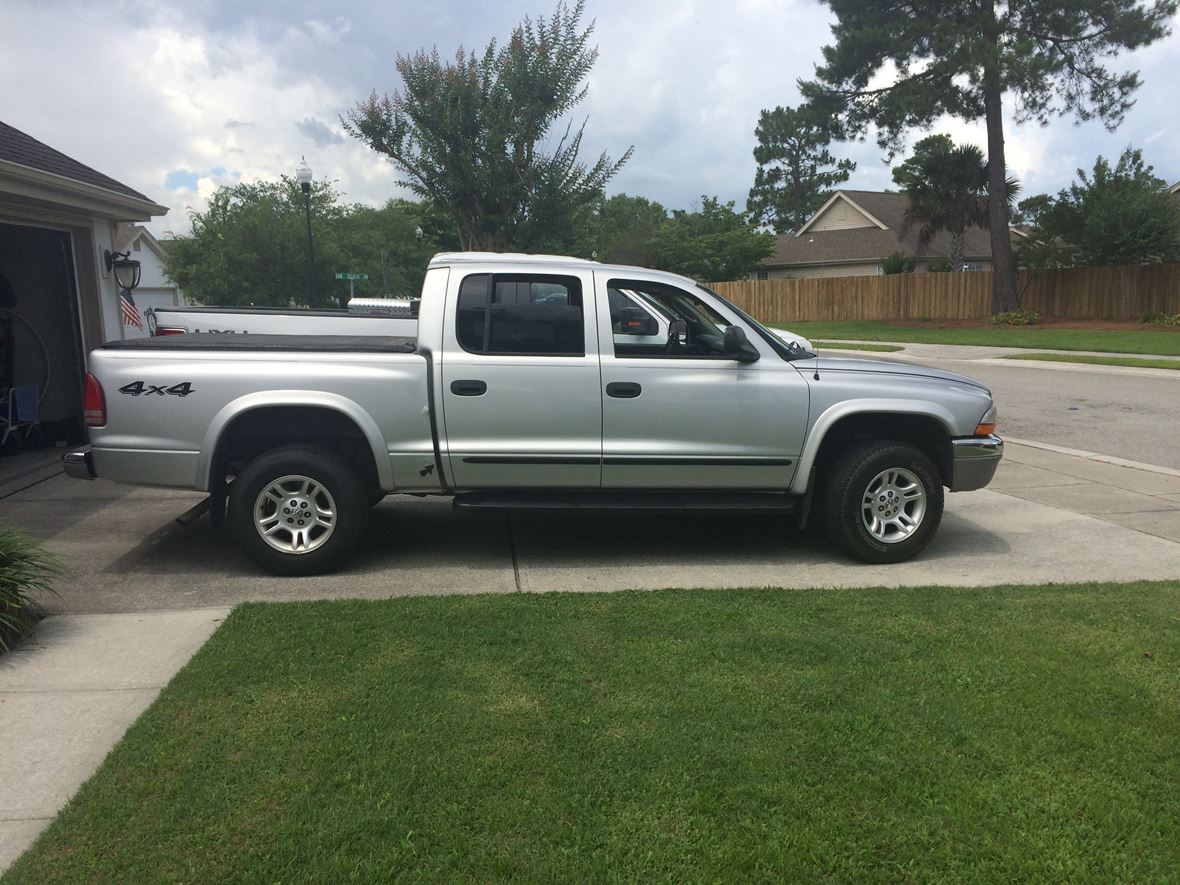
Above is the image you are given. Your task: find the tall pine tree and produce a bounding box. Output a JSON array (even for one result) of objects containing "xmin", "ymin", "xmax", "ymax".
[
  {"xmin": 800, "ymin": 0, "xmax": 1176, "ymax": 312},
  {"xmin": 747, "ymin": 104, "xmax": 855, "ymax": 233}
]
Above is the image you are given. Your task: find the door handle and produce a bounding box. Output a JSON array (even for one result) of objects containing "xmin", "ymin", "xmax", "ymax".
[
  {"xmin": 450, "ymin": 380, "xmax": 487, "ymax": 396},
  {"xmin": 606, "ymin": 382, "xmax": 642, "ymax": 399}
]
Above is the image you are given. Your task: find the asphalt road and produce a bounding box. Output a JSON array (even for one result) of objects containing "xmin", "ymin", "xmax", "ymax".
[{"xmin": 855, "ymin": 351, "xmax": 1180, "ymax": 471}]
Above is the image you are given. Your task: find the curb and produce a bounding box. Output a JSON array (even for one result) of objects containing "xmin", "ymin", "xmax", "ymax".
[{"xmin": 1005, "ymin": 437, "xmax": 1180, "ymax": 479}]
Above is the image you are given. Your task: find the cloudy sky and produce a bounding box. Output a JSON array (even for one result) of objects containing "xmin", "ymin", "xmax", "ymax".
[{"xmin": 4, "ymin": 0, "xmax": 1178, "ymax": 237}]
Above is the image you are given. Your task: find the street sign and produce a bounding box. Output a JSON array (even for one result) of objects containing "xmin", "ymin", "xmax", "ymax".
[{"xmin": 334, "ymin": 272, "xmax": 369, "ymax": 281}]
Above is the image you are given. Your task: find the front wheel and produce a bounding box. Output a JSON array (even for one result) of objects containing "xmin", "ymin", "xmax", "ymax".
[
  {"xmin": 821, "ymin": 441, "xmax": 944, "ymax": 564},
  {"xmin": 228, "ymin": 446, "xmax": 369, "ymax": 576}
]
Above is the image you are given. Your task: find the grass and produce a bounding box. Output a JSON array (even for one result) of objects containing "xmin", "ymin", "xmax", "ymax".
[
  {"xmin": 8, "ymin": 583, "xmax": 1180, "ymax": 882},
  {"xmin": 1002, "ymin": 353, "xmax": 1180, "ymax": 370},
  {"xmin": 812, "ymin": 340, "xmax": 905, "ymax": 352},
  {"xmin": 772, "ymin": 320, "xmax": 1180, "ymax": 356}
]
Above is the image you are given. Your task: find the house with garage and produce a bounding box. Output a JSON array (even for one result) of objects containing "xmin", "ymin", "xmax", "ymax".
[
  {"xmin": 0, "ymin": 120, "xmax": 167, "ymax": 443},
  {"xmin": 755, "ymin": 190, "xmax": 993, "ymax": 280}
]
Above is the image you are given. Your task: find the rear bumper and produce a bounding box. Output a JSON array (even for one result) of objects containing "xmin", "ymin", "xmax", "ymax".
[
  {"xmin": 62, "ymin": 448, "xmax": 95, "ymax": 480},
  {"xmin": 950, "ymin": 434, "xmax": 1003, "ymax": 491}
]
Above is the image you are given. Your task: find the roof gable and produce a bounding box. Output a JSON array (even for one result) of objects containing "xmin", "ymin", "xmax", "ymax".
[
  {"xmin": 797, "ymin": 191, "xmax": 889, "ymax": 235},
  {"xmin": 0, "ymin": 119, "xmax": 152, "ymax": 203}
]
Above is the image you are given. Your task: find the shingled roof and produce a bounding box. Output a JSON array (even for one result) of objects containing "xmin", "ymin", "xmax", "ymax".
[
  {"xmin": 764, "ymin": 190, "xmax": 993, "ymax": 267},
  {"xmin": 0, "ymin": 119, "xmax": 153, "ymax": 203}
]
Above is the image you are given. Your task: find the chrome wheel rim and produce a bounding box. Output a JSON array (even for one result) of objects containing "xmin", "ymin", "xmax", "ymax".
[
  {"xmin": 861, "ymin": 467, "xmax": 926, "ymax": 544},
  {"xmin": 253, "ymin": 474, "xmax": 337, "ymax": 554}
]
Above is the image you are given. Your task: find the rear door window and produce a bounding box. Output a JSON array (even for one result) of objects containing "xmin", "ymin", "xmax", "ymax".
[{"xmin": 456, "ymin": 274, "xmax": 585, "ymax": 356}]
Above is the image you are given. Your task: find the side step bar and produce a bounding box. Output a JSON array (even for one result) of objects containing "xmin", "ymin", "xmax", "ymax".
[{"xmin": 453, "ymin": 490, "xmax": 801, "ymax": 513}]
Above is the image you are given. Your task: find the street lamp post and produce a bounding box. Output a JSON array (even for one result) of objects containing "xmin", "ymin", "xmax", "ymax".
[{"xmin": 296, "ymin": 156, "xmax": 319, "ymax": 308}]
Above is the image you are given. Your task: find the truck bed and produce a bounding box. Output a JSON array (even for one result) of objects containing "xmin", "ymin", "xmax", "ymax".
[{"xmin": 103, "ymin": 334, "xmax": 418, "ymax": 354}]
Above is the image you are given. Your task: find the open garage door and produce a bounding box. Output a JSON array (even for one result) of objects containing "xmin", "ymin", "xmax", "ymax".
[{"xmin": 0, "ymin": 222, "xmax": 86, "ymax": 446}]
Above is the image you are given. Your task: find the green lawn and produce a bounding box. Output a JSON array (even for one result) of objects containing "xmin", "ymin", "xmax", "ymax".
[
  {"xmin": 9, "ymin": 583, "xmax": 1180, "ymax": 882},
  {"xmin": 813, "ymin": 340, "xmax": 905, "ymax": 352},
  {"xmin": 1002, "ymin": 353, "xmax": 1180, "ymax": 370},
  {"xmin": 773, "ymin": 321, "xmax": 1180, "ymax": 356}
]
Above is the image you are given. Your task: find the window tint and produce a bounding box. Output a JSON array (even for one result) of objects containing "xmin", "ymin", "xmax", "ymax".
[{"xmin": 456, "ymin": 273, "xmax": 584, "ymax": 355}]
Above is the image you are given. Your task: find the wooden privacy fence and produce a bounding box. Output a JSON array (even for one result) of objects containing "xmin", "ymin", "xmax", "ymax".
[{"xmin": 710, "ymin": 263, "xmax": 1180, "ymax": 323}]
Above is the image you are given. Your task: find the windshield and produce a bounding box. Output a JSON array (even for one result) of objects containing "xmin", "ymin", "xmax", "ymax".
[{"xmin": 695, "ymin": 284, "xmax": 813, "ymax": 361}]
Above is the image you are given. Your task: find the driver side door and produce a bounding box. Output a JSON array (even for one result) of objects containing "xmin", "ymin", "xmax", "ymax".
[{"xmin": 595, "ymin": 274, "xmax": 809, "ymax": 490}]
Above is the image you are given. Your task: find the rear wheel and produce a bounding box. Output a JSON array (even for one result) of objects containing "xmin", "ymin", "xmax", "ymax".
[
  {"xmin": 229, "ymin": 446, "xmax": 368, "ymax": 576},
  {"xmin": 821, "ymin": 441, "xmax": 944, "ymax": 564}
]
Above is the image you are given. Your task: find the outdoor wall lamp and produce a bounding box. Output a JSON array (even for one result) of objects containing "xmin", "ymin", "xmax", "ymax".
[{"xmin": 104, "ymin": 249, "xmax": 142, "ymax": 291}]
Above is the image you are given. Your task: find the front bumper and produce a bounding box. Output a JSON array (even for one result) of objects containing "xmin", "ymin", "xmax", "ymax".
[
  {"xmin": 949, "ymin": 434, "xmax": 1003, "ymax": 491},
  {"xmin": 62, "ymin": 448, "xmax": 95, "ymax": 480}
]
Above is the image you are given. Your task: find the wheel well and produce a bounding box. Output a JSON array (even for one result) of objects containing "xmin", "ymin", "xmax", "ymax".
[
  {"xmin": 810, "ymin": 413, "xmax": 952, "ymax": 487},
  {"xmin": 211, "ymin": 406, "xmax": 380, "ymax": 492}
]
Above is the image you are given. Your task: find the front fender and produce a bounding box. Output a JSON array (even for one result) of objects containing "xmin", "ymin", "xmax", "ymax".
[
  {"xmin": 195, "ymin": 391, "xmax": 394, "ymax": 491},
  {"xmin": 789, "ymin": 398, "xmax": 956, "ymax": 495}
]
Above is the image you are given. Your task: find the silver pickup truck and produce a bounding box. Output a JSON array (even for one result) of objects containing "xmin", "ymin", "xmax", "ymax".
[{"xmin": 65, "ymin": 252, "xmax": 1002, "ymax": 575}]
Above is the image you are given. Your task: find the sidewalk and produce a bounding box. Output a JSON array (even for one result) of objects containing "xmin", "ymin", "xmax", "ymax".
[
  {"xmin": 0, "ymin": 608, "xmax": 230, "ymax": 871},
  {"xmin": 817, "ymin": 339, "xmax": 1180, "ymax": 372}
]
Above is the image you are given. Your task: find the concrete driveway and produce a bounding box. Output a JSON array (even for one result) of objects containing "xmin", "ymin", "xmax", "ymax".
[{"xmin": 5, "ymin": 440, "xmax": 1180, "ymax": 615}]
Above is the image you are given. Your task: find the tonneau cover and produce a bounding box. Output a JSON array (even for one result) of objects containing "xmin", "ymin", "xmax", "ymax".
[{"xmin": 103, "ymin": 333, "xmax": 418, "ymax": 354}]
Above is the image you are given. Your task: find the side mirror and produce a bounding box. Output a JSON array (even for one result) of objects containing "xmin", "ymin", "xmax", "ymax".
[{"xmin": 723, "ymin": 325, "xmax": 760, "ymax": 363}]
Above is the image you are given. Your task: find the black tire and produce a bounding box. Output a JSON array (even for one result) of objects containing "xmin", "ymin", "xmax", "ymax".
[
  {"xmin": 228, "ymin": 445, "xmax": 368, "ymax": 576},
  {"xmin": 821, "ymin": 441, "xmax": 944, "ymax": 564}
]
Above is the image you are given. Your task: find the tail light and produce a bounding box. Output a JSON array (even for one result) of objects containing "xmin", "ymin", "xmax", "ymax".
[
  {"xmin": 83, "ymin": 372, "xmax": 106, "ymax": 427},
  {"xmin": 154, "ymin": 326, "xmax": 186, "ymax": 336}
]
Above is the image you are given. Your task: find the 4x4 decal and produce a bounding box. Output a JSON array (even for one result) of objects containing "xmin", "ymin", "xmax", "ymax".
[{"xmin": 118, "ymin": 381, "xmax": 195, "ymax": 398}]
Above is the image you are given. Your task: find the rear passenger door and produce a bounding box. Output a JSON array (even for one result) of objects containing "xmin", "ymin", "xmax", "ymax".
[{"xmin": 440, "ymin": 270, "xmax": 602, "ymax": 489}]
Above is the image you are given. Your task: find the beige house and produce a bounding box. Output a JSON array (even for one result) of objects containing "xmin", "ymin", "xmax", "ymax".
[{"xmin": 756, "ymin": 190, "xmax": 992, "ymax": 280}]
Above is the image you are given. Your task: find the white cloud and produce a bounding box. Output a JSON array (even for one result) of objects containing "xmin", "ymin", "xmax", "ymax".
[{"xmin": 2, "ymin": 0, "xmax": 1177, "ymax": 239}]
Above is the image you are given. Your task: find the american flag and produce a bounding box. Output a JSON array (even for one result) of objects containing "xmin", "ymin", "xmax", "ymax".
[{"xmin": 119, "ymin": 288, "xmax": 143, "ymax": 330}]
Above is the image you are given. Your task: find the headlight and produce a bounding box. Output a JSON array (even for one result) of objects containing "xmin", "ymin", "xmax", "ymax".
[{"xmin": 975, "ymin": 403, "xmax": 998, "ymax": 437}]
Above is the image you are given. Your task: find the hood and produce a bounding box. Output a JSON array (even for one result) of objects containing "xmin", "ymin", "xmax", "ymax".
[{"xmin": 802, "ymin": 355, "xmax": 990, "ymax": 391}]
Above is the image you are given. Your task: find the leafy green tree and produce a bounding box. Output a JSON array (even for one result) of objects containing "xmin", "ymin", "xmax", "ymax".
[
  {"xmin": 344, "ymin": 1, "xmax": 631, "ymax": 253},
  {"xmin": 747, "ymin": 104, "xmax": 855, "ymax": 233},
  {"xmin": 799, "ymin": 0, "xmax": 1177, "ymax": 312},
  {"xmin": 892, "ymin": 134, "xmax": 1018, "ymax": 271},
  {"xmin": 164, "ymin": 180, "xmax": 446, "ymax": 307},
  {"xmin": 1044, "ymin": 148, "xmax": 1180, "ymax": 266},
  {"xmin": 1012, "ymin": 194, "xmax": 1073, "ymax": 271},
  {"xmin": 164, "ymin": 178, "xmax": 346, "ymax": 307},
  {"xmin": 649, "ymin": 197, "xmax": 775, "ymax": 281},
  {"xmin": 574, "ymin": 193, "xmax": 668, "ymax": 265}
]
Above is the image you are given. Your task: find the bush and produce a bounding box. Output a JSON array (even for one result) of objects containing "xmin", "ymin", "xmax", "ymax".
[
  {"xmin": 879, "ymin": 252, "xmax": 916, "ymax": 274},
  {"xmin": 990, "ymin": 310, "xmax": 1041, "ymax": 326},
  {"xmin": 0, "ymin": 526, "xmax": 62, "ymax": 653},
  {"xmin": 1141, "ymin": 312, "xmax": 1180, "ymax": 327},
  {"xmin": 927, "ymin": 257, "xmax": 954, "ymax": 273}
]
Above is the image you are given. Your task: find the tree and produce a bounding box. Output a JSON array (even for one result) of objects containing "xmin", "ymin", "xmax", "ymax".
[
  {"xmin": 892, "ymin": 134, "xmax": 1018, "ymax": 271},
  {"xmin": 344, "ymin": 1, "xmax": 631, "ymax": 252},
  {"xmin": 164, "ymin": 180, "xmax": 447, "ymax": 307},
  {"xmin": 747, "ymin": 104, "xmax": 855, "ymax": 233},
  {"xmin": 164, "ymin": 178, "xmax": 347, "ymax": 307},
  {"xmin": 648, "ymin": 197, "xmax": 775, "ymax": 281},
  {"xmin": 574, "ymin": 193, "xmax": 668, "ymax": 265},
  {"xmin": 1044, "ymin": 148, "xmax": 1180, "ymax": 266},
  {"xmin": 1012, "ymin": 194, "xmax": 1073, "ymax": 271},
  {"xmin": 799, "ymin": 0, "xmax": 1177, "ymax": 312},
  {"xmin": 879, "ymin": 251, "xmax": 916, "ymax": 274}
]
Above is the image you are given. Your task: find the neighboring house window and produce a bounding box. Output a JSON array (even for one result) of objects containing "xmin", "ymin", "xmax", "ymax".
[
  {"xmin": 455, "ymin": 273, "xmax": 585, "ymax": 356},
  {"xmin": 755, "ymin": 271, "xmax": 769, "ymax": 281},
  {"xmin": 963, "ymin": 261, "xmax": 985, "ymax": 272}
]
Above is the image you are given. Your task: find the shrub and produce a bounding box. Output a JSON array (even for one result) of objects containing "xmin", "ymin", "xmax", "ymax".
[
  {"xmin": 879, "ymin": 252, "xmax": 916, "ymax": 274},
  {"xmin": 927, "ymin": 257, "xmax": 954, "ymax": 273},
  {"xmin": 1142, "ymin": 312, "xmax": 1180, "ymax": 327},
  {"xmin": 0, "ymin": 526, "xmax": 63, "ymax": 653},
  {"xmin": 990, "ymin": 310, "xmax": 1040, "ymax": 326}
]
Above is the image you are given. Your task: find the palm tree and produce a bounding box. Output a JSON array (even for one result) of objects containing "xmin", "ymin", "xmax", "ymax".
[{"xmin": 893, "ymin": 135, "xmax": 1019, "ymax": 271}]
